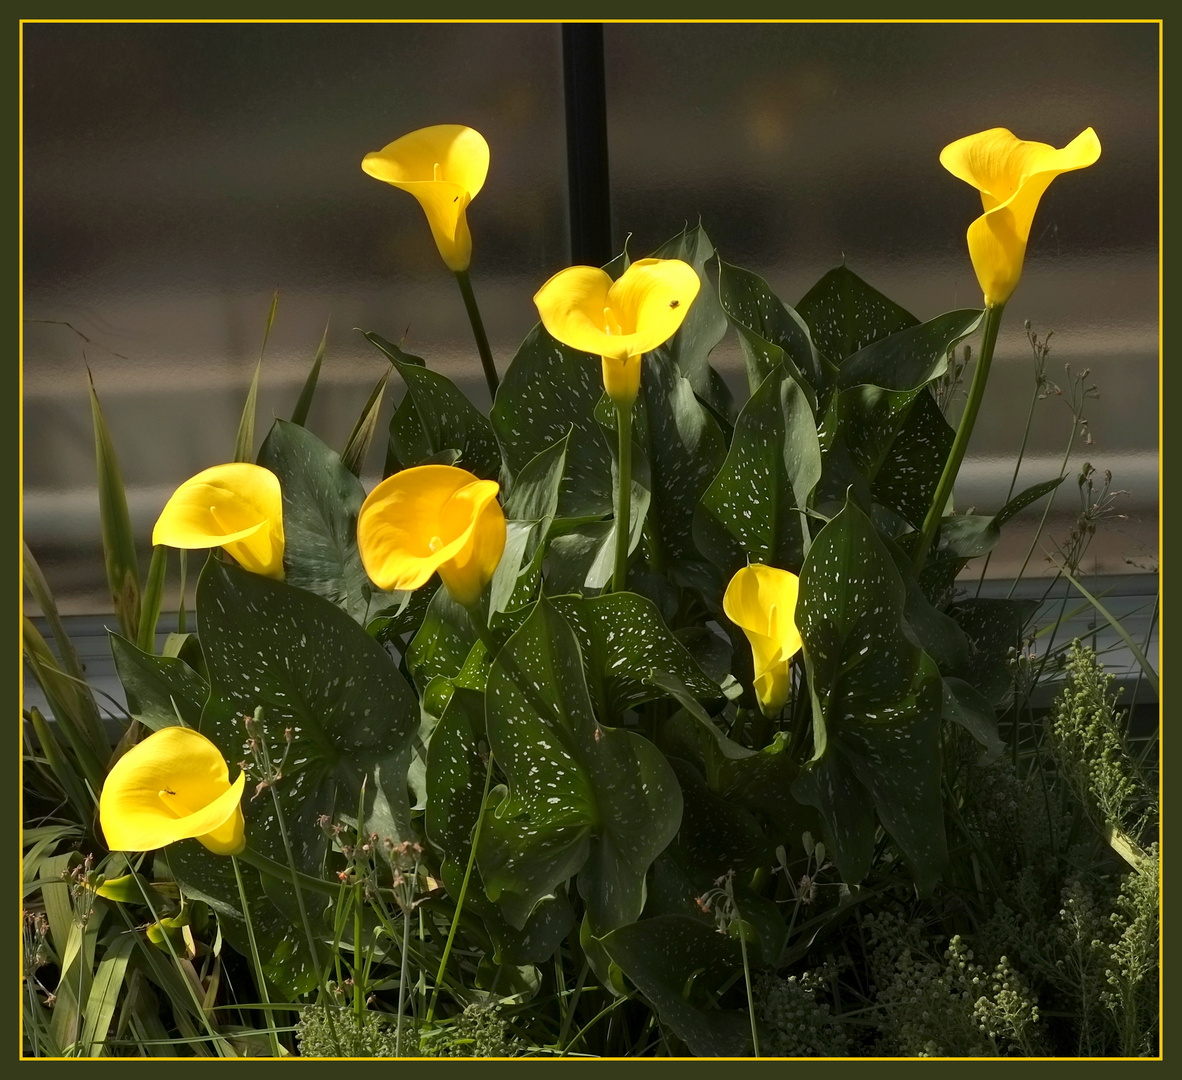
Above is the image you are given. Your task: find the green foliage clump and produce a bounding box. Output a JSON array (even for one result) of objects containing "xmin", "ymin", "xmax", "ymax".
[
  {"xmin": 294, "ymin": 1005, "xmax": 407, "ymax": 1058},
  {"xmin": 1050, "ymin": 640, "xmax": 1153, "ymax": 838},
  {"xmin": 863, "ymin": 912, "xmax": 1041, "ymax": 1057},
  {"xmin": 418, "ymin": 1003, "xmax": 519, "ymax": 1058},
  {"xmin": 755, "ymin": 964, "xmax": 848, "ymax": 1057}
]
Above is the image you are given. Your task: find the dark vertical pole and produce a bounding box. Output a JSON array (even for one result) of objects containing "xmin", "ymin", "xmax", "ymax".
[{"xmin": 562, "ymin": 23, "xmax": 613, "ymax": 267}]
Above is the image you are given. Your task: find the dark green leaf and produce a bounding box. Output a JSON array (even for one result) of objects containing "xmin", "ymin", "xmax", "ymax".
[
  {"xmin": 258, "ymin": 419, "xmax": 401, "ymax": 625},
  {"xmin": 340, "ymin": 367, "xmax": 390, "ymax": 477},
  {"xmin": 796, "ymin": 263, "xmax": 919, "ymax": 364},
  {"xmin": 478, "ymin": 597, "xmax": 682, "ymax": 933},
  {"xmin": 234, "ymin": 290, "xmax": 277, "ymax": 463},
  {"xmin": 694, "ymin": 362, "xmax": 821, "ymax": 583},
  {"xmin": 599, "ymin": 916, "xmax": 751, "ymax": 1057},
  {"xmin": 946, "ymin": 598, "xmax": 1038, "ymax": 708},
  {"xmin": 549, "ymin": 592, "xmax": 723, "ymax": 724},
  {"xmin": 942, "ymin": 677, "xmax": 1003, "ymax": 763},
  {"xmin": 491, "ymin": 324, "xmax": 613, "ymax": 519},
  {"xmin": 872, "ymin": 388, "xmax": 957, "ymax": 529},
  {"xmin": 994, "ymin": 474, "xmax": 1067, "ymax": 528},
  {"xmin": 197, "ymin": 559, "xmax": 420, "ymax": 872},
  {"xmin": 835, "ymin": 308, "xmax": 982, "ymax": 391},
  {"xmin": 718, "ymin": 259, "xmax": 824, "ymax": 400},
  {"xmin": 110, "ymin": 633, "xmax": 207, "ymax": 731},
  {"xmin": 365, "ymin": 330, "xmax": 501, "ymax": 481},
  {"xmin": 793, "ymin": 496, "xmax": 947, "ymax": 891}
]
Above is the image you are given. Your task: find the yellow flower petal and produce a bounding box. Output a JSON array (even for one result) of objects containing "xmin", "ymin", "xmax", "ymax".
[
  {"xmin": 533, "ymin": 258, "xmax": 700, "ymax": 405},
  {"xmin": 99, "ymin": 727, "xmax": 246, "ymax": 856},
  {"xmin": 153, "ymin": 463, "xmax": 285, "ymax": 579},
  {"xmin": 940, "ymin": 127, "xmax": 1100, "ymax": 305},
  {"xmin": 723, "ymin": 564, "xmax": 803, "ymax": 715},
  {"xmin": 357, "ymin": 464, "xmax": 506, "ymax": 607},
  {"xmin": 362, "ymin": 124, "xmax": 490, "ymax": 272}
]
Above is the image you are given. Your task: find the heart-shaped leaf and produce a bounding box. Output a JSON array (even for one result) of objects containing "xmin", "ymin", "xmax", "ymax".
[
  {"xmin": 549, "ymin": 591, "xmax": 723, "ymax": 724},
  {"xmin": 695, "ymin": 362, "xmax": 821, "ymax": 584},
  {"xmin": 793, "ymin": 495, "xmax": 947, "ymax": 891},
  {"xmin": 599, "ymin": 915, "xmax": 752, "ymax": 1057},
  {"xmin": 109, "ymin": 632, "xmax": 207, "ymax": 731},
  {"xmin": 719, "ymin": 259, "xmax": 825, "ymax": 400},
  {"xmin": 258, "ymin": 419, "xmax": 401, "ymax": 625},
  {"xmin": 492, "ymin": 325, "xmax": 614, "ymax": 520},
  {"xmin": 477, "ymin": 597, "xmax": 682, "ymax": 933},
  {"xmin": 197, "ymin": 559, "xmax": 420, "ymax": 872},
  {"xmin": 796, "ymin": 263, "xmax": 919, "ymax": 364},
  {"xmin": 364, "ymin": 331, "xmax": 501, "ymax": 481}
]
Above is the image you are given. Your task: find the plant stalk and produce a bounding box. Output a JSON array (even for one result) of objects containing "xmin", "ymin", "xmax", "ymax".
[
  {"xmin": 613, "ymin": 401, "xmax": 633, "ymax": 593},
  {"xmin": 231, "ymin": 855, "xmax": 282, "ymax": 1058},
  {"xmin": 912, "ymin": 302, "xmax": 1005, "ymax": 576},
  {"xmin": 454, "ymin": 269, "xmax": 498, "ymax": 400}
]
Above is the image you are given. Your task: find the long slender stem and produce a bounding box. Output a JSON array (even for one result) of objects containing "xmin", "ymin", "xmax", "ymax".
[
  {"xmin": 737, "ymin": 917, "xmax": 760, "ymax": 1058},
  {"xmin": 396, "ymin": 903, "xmax": 411, "ymax": 1056},
  {"xmin": 232, "ymin": 856, "xmax": 282, "ymax": 1058},
  {"xmin": 454, "ymin": 269, "xmax": 498, "ymax": 400},
  {"xmin": 426, "ymin": 747, "xmax": 495, "ymax": 1023},
  {"xmin": 612, "ymin": 402, "xmax": 633, "ymax": 593},
  {"xmin": 912, "ymin": 302, "xmax": 1005, "ymax": 577}
]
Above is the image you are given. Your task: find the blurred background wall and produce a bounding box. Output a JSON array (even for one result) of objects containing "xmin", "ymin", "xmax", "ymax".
[{"xmin": 22, "ymin": 21, "xmax": 1159, "ymax": 612}]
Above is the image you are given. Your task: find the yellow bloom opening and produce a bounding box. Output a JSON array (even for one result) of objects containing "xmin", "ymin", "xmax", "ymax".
[
  {"xmin": 940, "ymin": 127, "xmax": 1101, "ymax": 306},
  {"xmin": 362, "ymin": 124, "xmax": 490, "ymax": 272},
  {"xmin": 533, "ymin": 257, "xmax": 701, "ymax": 406},
  {"xmin": 723, "ymin": 564, "xmax": 804, "ymax": 717},
  {"xmin": 357, "ymin": 464, "xmax": 506, "ymax": 608},
  {"xmin": 153, "ymin": 463, "xmax": 285, "ymax": 579},
  {"xmin": 99, "ymin": 727, "xmax": 246, "ymax": 856}
]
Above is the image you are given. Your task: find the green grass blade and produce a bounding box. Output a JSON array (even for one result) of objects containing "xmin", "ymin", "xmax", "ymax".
[
  {"xmin": 88, "ymin": 370, "xmax": 141, "ymax": 641},
  {"xmin": 235, "ymin": 290, "xmax": 279, "ymax": 463},
  {"xmin": 1057, "ymin": 564, "xmax": 1159, "ymax": 699},
  {"xmin": 81, "ymin": 933, "xmax": 135, "ymax": 1056},
  {"xmin": 340, "ymin": 368, "xmax": 390, "ymax": 476},
  {"xmin": 137, "ymin": 545, "xmax": 168, "ymax": 653},
  {"xmin": 27, "ymin": 707, "xmax": 92, "ymax": 822},
  {"xmin": 290, "ymin": 317, "xmax": 329, "ymax": 427}
]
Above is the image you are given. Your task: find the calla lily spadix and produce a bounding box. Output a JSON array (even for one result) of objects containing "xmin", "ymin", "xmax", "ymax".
[
  {"xmin": 533, "ymin": 257, "xmax": 700, "ymax": 406},
  {"xmin": 940, "ymin": 127, "xmax": 1101, "ymax": 306},
  {"xmin": 362, "ymin": 124, "xmax": 490, "ymax": 272},
  {"xmin": 724, "ymin": 564, "xmax": 804, "ymax": 717},
  {"xmin": 153, "ymin": 463, "xmax": 285, "ymax": 579},
  {"xmin": 100, "ymin": 727, "xmax": 246, "ymax": 856},
  {"xmin": 357, "ymin": 464, "xmax": 506, "ymax": 608}
]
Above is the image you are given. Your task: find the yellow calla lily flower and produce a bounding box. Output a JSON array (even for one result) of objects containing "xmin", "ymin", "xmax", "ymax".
[
  {"xmin": 100, "ymin": 727, "xmax": 246, "ymax": 856},
  {"xmin": 152, "ymin": 463, "xmax": 285, "ymax": 579},
  {"xmin": 940, "ymin": 127, "xmax": 1101, "ymax": 306},
  {"xmin": 533, "ymin": 257, "xmax": 700, "ymax": 406},
  {"xmin": 362, "ymin": 124, "xmax": 490, "ymax": 272},
  {"xmin": 357, "ymin": 464, "xmax": 506, "ymax": 608},
  {"xmin": 723, "ymin": 564, "xmax": 804, "ymax": 717}
]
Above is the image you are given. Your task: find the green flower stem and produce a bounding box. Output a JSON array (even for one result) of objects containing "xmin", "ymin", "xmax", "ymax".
[
  {"xmin": 454, "ymin": 268, "xmax": 499, "ymax": 400},
  {"xmin": 737, "ymin": 916, "xmax": 760, "ymax": 1058},
  {"xmin": 426, "ymin": 746, "xmax": 496, "ymax": 1024},
  {"xmin": 912, "ymin": 302, "xmax": 1005, "ymax": 577},
  {"xmin": 613, "ymin": 401, "xmax": 633, "ymax": 594},
  {"xmin": 232, "ymin": 855, "xmax": 282, "ymax": 1058}
]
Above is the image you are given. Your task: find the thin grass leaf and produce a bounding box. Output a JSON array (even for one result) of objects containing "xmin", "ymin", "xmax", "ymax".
[
  {"xmin": 26, "ymin": 707, "xmax": 92, "ymax": 822},
  {"xmin": 291, "ymin": 317, "xmax": 329, "ymax": 427},
  {"xmin": 235, "ymin": 290, "xmax": 279, "ymax": 463},
  {"xmin": 340, "ymin": 368, "xmax": 390, "ymax": 476},
  {"xmin": 88, "ymin": 370, "xmax": 141, "ymax": 641},
  {"xmin": 1057, "ymin": 564, "xmax": 1159, "ymax": 699},
  {"xmin": 81, "ymin": 933, "xmax": 135, "ymax": 1056},
  {"xmin": 23, "ymin": 619, "xmax": 107, "ymax": 797},
  {"xmin": 137, "ymin": 545, "xmax": 168, "ymax": 654}
]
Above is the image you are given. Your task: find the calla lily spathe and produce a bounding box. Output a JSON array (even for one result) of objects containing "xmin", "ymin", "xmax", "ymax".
[
  {"xmin": 100, "ymin": 727, "xmax": 246, "ymax": 856},
  {"xmin": 153, "ymin": 463, "xmax": 285, "ymax": 579},
  {"xmin": 940, "ymin": 127, "xmax": 1101, "ymax": 306},
  {"xmin": 724, "ymin": 564, "xmax": 804, "ymax": 716},
  {"xmin": 362, "ymin": 124, "xmax": 490, "ymax": 272},
  {"xmin": 533, "ymin": 258, "xmax": 700, "ymax": 406},
  {"xmin": 357, "ymin": 464, "xmax": 506, "ymax": 607}
]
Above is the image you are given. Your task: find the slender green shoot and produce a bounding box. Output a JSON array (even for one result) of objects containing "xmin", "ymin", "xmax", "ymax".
[{"xmin": 454, "ymin": 269, "xmax": 498, "ymax": 400}]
